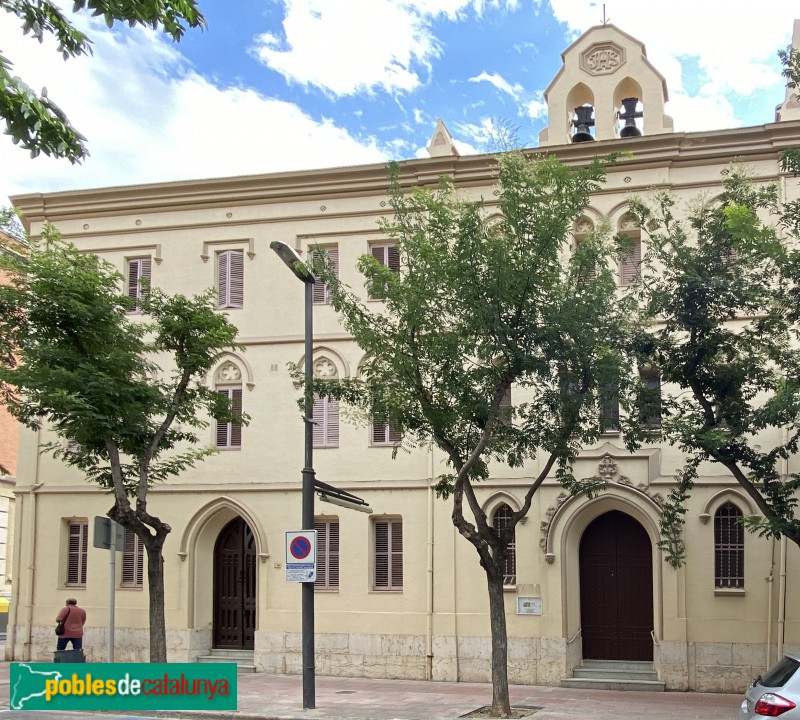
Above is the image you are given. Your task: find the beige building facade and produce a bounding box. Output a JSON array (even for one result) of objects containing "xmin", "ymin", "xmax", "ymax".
[{"xmin": 7, "ymin": 23, "xmax": 800, "ymax": 692}]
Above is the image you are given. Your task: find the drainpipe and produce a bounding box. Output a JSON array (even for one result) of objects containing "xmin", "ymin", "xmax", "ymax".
[
  {"xmin": 766, "ymin": 536, "xmax": 776, "ymax": 669},
  {"xmin": 777, "ymin": 427, "xmax": 789, "ymax": 661},
  {"xmin": 426, "ymin": 443, "xmax": 435, "ymax": 681},
  {"xmin": 23, "ymin": 482, "xmax": 43, "ymax": 661},
  {"xmin": 777, "ymin": 535, "xmax": 787, "ymax": 660}
]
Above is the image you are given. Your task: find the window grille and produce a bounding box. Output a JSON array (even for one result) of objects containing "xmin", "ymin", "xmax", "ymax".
[
  {"xmin": 715, "ymin": 502, "xmax": 744, "ymax": 589},
  {"xmin": 492, "ymin": 504, "xmax": 516, "ymax": 586}
]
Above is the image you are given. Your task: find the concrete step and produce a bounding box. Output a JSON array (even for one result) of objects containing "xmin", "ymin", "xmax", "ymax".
[
  {"xmin": 561, "ymin": 659, "xmax": 664, "ymax": 692},
  {"xmin": 195, "ymin": 655, "xmax": 257, "ymax": 673},
  {"xmin": 196, "ymin": 648, "xmax": 256, "ymax": 673},
  {"xmin": 560, "ymin": 677, "xmax": 666, "ymax": 692},
  {"xmin": 581, "ymin": 659, "xmax": 655, "ymax": 672},
  {"xmin": 572, "ymin": 667, "xmax": 658, "ymax": 681}
]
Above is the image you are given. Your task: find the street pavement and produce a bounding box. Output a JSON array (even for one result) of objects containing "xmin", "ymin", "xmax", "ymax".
[{"xmin": 0, "ymin": 661, "xmax": 743, "ymax": 720}]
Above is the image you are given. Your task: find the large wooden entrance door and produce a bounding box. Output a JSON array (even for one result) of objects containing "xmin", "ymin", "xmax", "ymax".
[
  {"xmin": 579, "ymin": 510, "xmax": 653, "ymax": 660},
  {"xmin": 213, "ymin": 517, "xmax": 256, "ymax": 649}
]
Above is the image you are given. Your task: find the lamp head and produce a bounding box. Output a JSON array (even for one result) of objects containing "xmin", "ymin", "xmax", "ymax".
[{"xmin": 270, "ymin": 240, "xmax": 316, "ymax": 283}]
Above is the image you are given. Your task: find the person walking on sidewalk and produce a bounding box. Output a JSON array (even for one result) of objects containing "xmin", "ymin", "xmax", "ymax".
[{"xmin": 55, "ymin": 598, "xmax": 86, "ymax": 651}]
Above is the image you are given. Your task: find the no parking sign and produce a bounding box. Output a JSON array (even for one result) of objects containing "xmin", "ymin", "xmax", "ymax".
[{"xmin": 285, "ymin": 530, "xmax": 317, "ymax": 582}]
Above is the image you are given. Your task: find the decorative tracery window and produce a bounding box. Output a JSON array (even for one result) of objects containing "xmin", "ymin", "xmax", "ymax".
[
  {"xmin": 715, "ymin": 501, "xmax": 744, "ymax": 589},
  {"xmin": 215, "ymin": 361, "xmax": 243, "ymax": 449}
]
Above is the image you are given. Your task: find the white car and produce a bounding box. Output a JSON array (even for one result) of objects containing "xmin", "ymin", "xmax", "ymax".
[{"xmin": 740, "ymin": 653, "xmax": 800, "ymax": 718}]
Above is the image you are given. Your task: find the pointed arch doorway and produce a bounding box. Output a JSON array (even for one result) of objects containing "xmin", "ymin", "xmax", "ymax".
[
  {"xmin": 579, "ymin": 510, "xmax": 653, "ymax": 661},
  {"xmin": 213, "ymin": 517, "xmax": 256, "ymax": 649}
]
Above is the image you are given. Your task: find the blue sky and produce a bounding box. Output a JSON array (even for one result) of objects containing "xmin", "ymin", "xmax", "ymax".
[{"xmin": 1, "ymin": 0, "xmax": 798, "ymax": 206}]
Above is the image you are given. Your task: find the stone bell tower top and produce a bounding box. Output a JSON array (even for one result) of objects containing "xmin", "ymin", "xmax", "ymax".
[
  {"xmin": 539, "ymin": 23, "xmax": 673, "ymax": 146},
  {"xmin": 776, "ymin": 19, "xmax": 800, "ymax": 122}
]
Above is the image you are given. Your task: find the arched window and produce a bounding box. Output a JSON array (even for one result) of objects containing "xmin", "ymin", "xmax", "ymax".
[
  {"xmin": 715, "ymin": 502, "xmax": 744, "ymax": 589},
  {"xmin": 312, "ymin": 356, "xmax": 339, "ymax": 448},
  {"xmin": 619, "ymin": 214, "xmax": 641, "ymax": 285},
  {"xmin": 214, "ymin": 361, "xmax": 243, "ymax": 449},
  {"xmin": 492, "ymin": 503, "xmax": 516, "ymax": 586}
]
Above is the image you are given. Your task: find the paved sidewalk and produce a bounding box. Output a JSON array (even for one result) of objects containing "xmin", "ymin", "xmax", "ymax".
[{"xmin": 0, "ymin": 663, "xmax": 743, "ymax": 720}]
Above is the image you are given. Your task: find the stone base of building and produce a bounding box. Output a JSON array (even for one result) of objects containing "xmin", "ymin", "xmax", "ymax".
[{"xmin": 9, "ymin": 624, "xmax": 794, "ymax": 694}]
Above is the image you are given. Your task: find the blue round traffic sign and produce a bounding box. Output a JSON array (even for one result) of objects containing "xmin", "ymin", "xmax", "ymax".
[{"xmin": 290, "ymin": 535, "xmax": 312, "ymax": 560}]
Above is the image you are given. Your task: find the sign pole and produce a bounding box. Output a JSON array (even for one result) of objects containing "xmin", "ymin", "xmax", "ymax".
[
  {"xmin": 302, "ymin": 275, "xmax": 315, "ymax": 709},
  {"xmin": 108, "ymin": 520, "xmax": 116, "ymax": 663}
]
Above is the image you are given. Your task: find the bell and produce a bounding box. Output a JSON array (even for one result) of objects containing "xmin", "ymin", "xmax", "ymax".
[
  {"xmin": 572, "ymin": 105, "xmax": 595, "ymax": 143},
  {"xmin": 618, "ymin": 97, "xmax": 643, "ymax": 138}
]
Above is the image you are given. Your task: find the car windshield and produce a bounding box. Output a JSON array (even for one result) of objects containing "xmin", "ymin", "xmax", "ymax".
[{"xmin": 760, "ymin": 656, "xmax": 800, "ymax": 687}]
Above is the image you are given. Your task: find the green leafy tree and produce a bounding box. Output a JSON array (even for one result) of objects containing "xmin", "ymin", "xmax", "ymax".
[
  {"xmin": 1, "ymin": 0, "xmax": 205, "ymax": 161},
  {"xmin": 311, "ymin": 152, "xmax": 637, "ymax": 717},
  {"xmin": 628, "ymin": 168, "xmax": 800, "ymax": 565},
  {"xmin": 0, "ymin": 225, "xmax": 245, "ymax": 661}
]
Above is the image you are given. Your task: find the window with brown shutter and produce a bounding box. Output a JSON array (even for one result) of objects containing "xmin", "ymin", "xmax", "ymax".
[
  {"xmin": 126, "ymin": 257, "xmax": 151, "ymax": 313},
  {"xmin": 599, "ymin": 384, "xmax": 620, "ymax": 433},
  {"xmin": 374, "ymin": 518, "xmax": 402, "ymax": 590},
  {"xmin": 121, "ymin": 528, "xmax": 144, "ymax": 588},
  {"xmin": 715, "ymin": 502, "xmax": 744, "ymax": 589},
  {"xmin": 311, "ymin": 246, "xmax": 339, "ymax": 305},
  {"xmin": 369, "ymin": 243, "xmax": 400, "ymax": 299},
  {"xmin": 492, "ymin": 504, "xmax": 516, "ymax": 586},
  {"xmin": 371, "ymin": 402, "xmax": 401, "ymax": 445},
  {"xmin": 314, "ymin": 518, "xmax": 339, "ymax": 591},
  {"xmin": 312, "ymin": 394, "xmax": 339, "ymax": 448},
  {"xmin": 215, "ymin": 387, "xmax": 243, "ymax": 449},
  {"xmin": 620, "ymin": 234, "xmax": 641, "ymax": 285},
  {"xmin": 66, "ymin": 521, "xmax": 88, "ymax": 586},
  {"xmin": 217, "ymin": 249, "xmax": 244, "ymax": 309}
]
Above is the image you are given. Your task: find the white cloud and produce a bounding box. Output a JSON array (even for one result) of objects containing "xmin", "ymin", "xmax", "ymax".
[
  {"xmin": 0, "ymin": 11, "xmax": 386, "ymax": 206},
  {"xmin": 250, "ymin": 0, "xmax": 443, "ymax": 96},
  {"xmin": 469, "ymin": 71, "xmax": 523, "ymax": 98}
]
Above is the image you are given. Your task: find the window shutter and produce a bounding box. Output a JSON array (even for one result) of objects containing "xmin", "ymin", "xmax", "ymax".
[
  {"xmin": 374, "ymin": 521, "xmax": 389, "ymax": 588},
  {"xmin": 314, "ymin": 396, "xmax": 338, "ymax": 448},
  {"xmin": 313, "ymin": 395, "xmax": 325, "ymax": 447},
  {"xmin": 215, "ymin": 387, "xmax": 243, "ymax": 448},
  {"xmin": 127, "ymin": 260, "xmax": 140, "ymax": 301},
  {"xmin": 229, "ymin": 250, "xmax": 244, "ymax": 308},
  {"xmin": 372, "ymin": 421, "xmax": 387, "ymax": 445},
  {"xmin": 122, "ymin": 529, "xmax": 144, "ymax": 587},
  {"xmin": 230, "ymin": 388, "xmax": 243, "ymax": 447},
  {"xmin": 387, "ymin": 245, "xmax": 400, "ymax": 272},
  {"xmin": 312, "ymin": 246, "xmax": 338, "ymax": 304},
  {"xmin": 314, "ymin": 519, "xmax": 340, "ymax": 590},
  {"xmin": 127, "ymin": 258, "xmax": 151, "ymax": 312},
  {"xmin": 374, "ymin": 519, "xmax": 402, "ymax": 590},
  {"xmin": 390, "ymin": 520, "xmax": 403, "ymax": 589},
  {"xmin": 218, "ymin": 251, "xmax": 229, "ymax": 309},
  {"xmin": 67, "ymin": 521, "xmax": 88, "ymax": 586},
  {"xmin": 640, "ymin": 369, "xmax": 661, "ymax": 428},
  {"xmin": 621, "ymin": 236, "xmax": 641, "ymax": 285}
]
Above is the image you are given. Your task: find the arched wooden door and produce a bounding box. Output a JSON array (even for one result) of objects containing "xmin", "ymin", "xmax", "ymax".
[
  {"xmin": 213, "ymin": 517, "xmax": 256, "ymax": 649},
  {"xmin": 579, "ymin": 510, "xmax": 653, "ymax": 660}
]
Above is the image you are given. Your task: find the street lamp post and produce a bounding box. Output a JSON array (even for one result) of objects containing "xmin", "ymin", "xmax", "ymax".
[{"xmin": 270, "ymin": 240, "xmax": 316, "ymax": 709}]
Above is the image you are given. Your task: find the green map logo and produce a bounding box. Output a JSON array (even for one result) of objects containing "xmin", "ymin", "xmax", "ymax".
[{"xmin": 10, "ymin": 662, "xmax": 237, "ymax": 711}]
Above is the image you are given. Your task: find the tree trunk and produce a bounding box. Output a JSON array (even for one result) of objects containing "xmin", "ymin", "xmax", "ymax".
[
  {"xmin": 144, "ymin": 537, "xmax": 167, "ymax": 662},
  {"xmin": 486, "ymin": 568, "xmax": 512, "ymax": 717}
]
